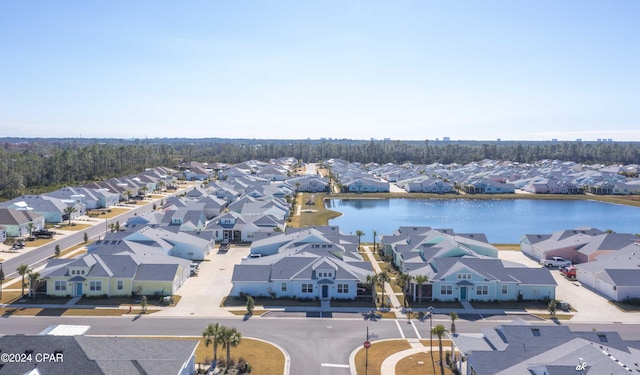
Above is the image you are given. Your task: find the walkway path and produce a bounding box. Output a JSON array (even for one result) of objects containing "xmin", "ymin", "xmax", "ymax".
[{"xmin": 361, "ymin": 246, "xmax": 404, "ymax": 318}]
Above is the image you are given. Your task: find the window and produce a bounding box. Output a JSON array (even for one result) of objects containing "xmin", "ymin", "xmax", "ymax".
[
  {"xmin": 281, "ymin": 283, "xmax": 287, "ymax": 292},
  {"xmin": 117, "ymin": 280, "xmax": 124, "ymax": 290},
  {"xmin": 54, "ymin": 281, "xmax": 66, "ymax": 291},
  {"xmin": 476, "ymin": 285, "xmax": 488, "ymax": 295},
  {"xmin": 337, "ymin": 284, "xmax": 349, "ymax": 294},
  {"xmin": 440, "ymin": 285, "xmax": 453, "ymax": 295},
  {"xmin": 302, "ymin": 284, "xmax": 313, "ymax": 293},
  {"xmin": 501, "ymin": 285, "xmax": 508, "ymax": 295},
  {"xmin": 531, "ymin": 328, "xmax": 540, "ymax": 337},
  {"xmin": 457, "ymin": 273, "xmax": 471, "ymax": 280},
  {"xmin": 89, "ymin": 281, "xmax": 102, "ymax": 291}
]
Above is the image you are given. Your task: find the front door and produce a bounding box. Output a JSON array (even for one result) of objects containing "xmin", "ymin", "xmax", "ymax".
[
  {"xmin": 76, "ymin": 282, "xmax": 83, "ymax": 296},
  {"xmin": 322, "ymin": 285, "xmax": 328, "ymax": 299},
  {"xmin": 460, "ymin": 286, "xmax": 467, "ymax": 301}
]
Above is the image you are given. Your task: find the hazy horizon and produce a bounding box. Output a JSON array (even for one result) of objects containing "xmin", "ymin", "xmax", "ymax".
[{"xmin": 2, "ymin": 2, "xmax": 638, "ymax": 141}]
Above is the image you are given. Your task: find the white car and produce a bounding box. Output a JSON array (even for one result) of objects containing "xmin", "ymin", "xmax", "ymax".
[{"xmin": 540, "ymin": 256, "xmax": 572, "ymax": 268}]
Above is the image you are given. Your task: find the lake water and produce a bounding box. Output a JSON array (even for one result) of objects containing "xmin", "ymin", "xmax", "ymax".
[{"xmin": 326, "ymin": 198, "xmax": 640, "ymax": 244}]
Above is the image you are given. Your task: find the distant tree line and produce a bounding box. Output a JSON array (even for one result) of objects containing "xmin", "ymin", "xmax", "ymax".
[{"xmin": 1, "ymin": 138, "xmax": 639, "ymax": 200}]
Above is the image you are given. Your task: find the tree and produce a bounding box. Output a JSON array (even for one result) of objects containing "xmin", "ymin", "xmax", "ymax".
[
  {"xmin": 202, "ymin": 323, "xmax": 224, "ymax": 363},
  {"xmin": 55, "ymin": 244, "xmax": 61, "ymax": 257},
  {"xmin": 28, "ymin": 270, "xmax": 40, "ymax": 299},
  {"xmin": 366, "ymin": 273, "xmax": 378, "ymax": 303},
  {"xmin": 17, "ymin": 264, "xmax": 30, "ymax": 297},
  {"xmin": 27, "ymin": 221, "xmax": 35, "ymax": 239},
  {"xmin": 548, "ymin": 299, "xmax": 557, "ymax": 317},
  {"xmin": 83, "ymin": 232, "xmax": 88, "ymax": 243},
  {"xmin": 355, "ymin": 230, "xmax": 364, "ymax": 250},
  {"xmin": 372, "ymin": 230, "xmax": 377, "ymax": 253},
  {"xmin": 246, "ymin": 295, "xmax": 255, "ymax": 315},
  {"xmin": 397, "ymin": 273, "xmax": 412, "ymax": 295},
  {"xmin": 377, "ymin": 271, "xmax": 391, "ymax": 307},
  {"xmin": 221, "ymin": 327, "xmax": 242, "ymax": 372},
  {"xmin": 449, "ymin": 311, "xmax": 458, "ymax": 335},
  {"xmin": 431, "ymin": 324, "xmax": 448, "ymax": 375},
  {"xmin": 414, "ymin": 275, "xmax": 429, "ymax": 303},
  {"xmin": 63, "ymin": 205, "xmax": 77, "ymax": 226},
  {"xmin": 140, "ymin": 295, "xmax": 148, "ymax": 313}
]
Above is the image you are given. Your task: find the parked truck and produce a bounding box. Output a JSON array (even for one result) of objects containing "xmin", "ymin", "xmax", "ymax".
[{"xmin": 540, "ymin": 256, "xmax": 571, "ymax": 268}]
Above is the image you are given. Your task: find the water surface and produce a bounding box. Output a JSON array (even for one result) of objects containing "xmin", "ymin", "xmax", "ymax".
[{"xmin": 326, "ymin": 198, "xmax": 640, "ymax": 243}]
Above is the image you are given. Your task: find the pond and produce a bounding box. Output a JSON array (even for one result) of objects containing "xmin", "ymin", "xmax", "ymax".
[{"xmin": 326, "ymin": 198, "xmax": 640, "ymax": 243}]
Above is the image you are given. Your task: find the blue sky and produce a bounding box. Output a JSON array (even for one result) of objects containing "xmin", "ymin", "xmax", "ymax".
[{"xmin": 1, "ymin": 1, "xmax": 638, "ymax": 141}]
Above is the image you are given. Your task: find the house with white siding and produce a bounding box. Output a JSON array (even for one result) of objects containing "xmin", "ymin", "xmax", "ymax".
[{"xmin": 230, "ymin": 227, "xmax": 373, "ymax": 300}]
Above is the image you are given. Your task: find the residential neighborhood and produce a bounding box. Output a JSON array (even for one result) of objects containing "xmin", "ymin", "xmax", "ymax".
[{"xmin": 1, "ymin": 157, "xmax": 640, "ymax": 375}]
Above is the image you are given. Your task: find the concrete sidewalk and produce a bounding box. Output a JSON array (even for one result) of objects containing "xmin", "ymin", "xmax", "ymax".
[{"xmin": 362, "ymin": 245, "xmax": 404, "ymax": 318}]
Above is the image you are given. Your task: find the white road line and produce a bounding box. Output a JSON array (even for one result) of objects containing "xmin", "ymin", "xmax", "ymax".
[
  {"xmin": 395, "ymin": 319, "xmax": 405, "ymax": 338},
  {"xmin": 321, "ymin": 363, "xmax": 350, "ymax": 368},
  {"xmin": 410, "ymin": 321, "xmax": 422, "ymax": 340}
]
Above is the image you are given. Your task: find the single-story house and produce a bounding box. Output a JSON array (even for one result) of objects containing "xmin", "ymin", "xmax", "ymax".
[
  {"xmin": 231, "ymin": 227, "xmax": 373, "ymax": 300},
  {"xmin": 0, "ymin": 335, "xmax": 197, "ymax": 375},
  {"xmin": 451, "ymin": 322, "xmax": 640, "ymax": 375}
]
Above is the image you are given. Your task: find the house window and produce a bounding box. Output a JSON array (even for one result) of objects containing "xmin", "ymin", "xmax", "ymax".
[
  {"xmin": 501, "ymin": 285, "xmax": 508, "ymax": 295},
  {"xmin": 440, "ymin": 285, "xmax": 453, "ymax": 295},
  {"xmin": 81, "ymin": 270, "xmax": 85, "ymax": 275},
  {"xmin": 54, "ymin": 281, "xmax": 66, "ymax": 291},
  {"xmin": 476, "ymin": 285, "xmax": 488, "ymax": 295},
  {"xmin": 457, "ymin": 273, "xmax": 471, "ymax": 280},
  {"xmin": 71, "ymin": 270, "xmax": 75, "ymax": 275},
  {"xmin": 302, "ymin": 284, "xmax": 313, "ymax": 293},
  {"xmin": 531, "ymin": 328, "xmax": 540, "ymax": 337},
  {"xmin": 337, "ymin": 284, "xmax": 349, "ymax": 294},
  {"xmin": 281, "ymin": 283, "xmax": 287, "ymax": 292},
  {"xmin": 117, "ymin": 280, "xmax": 124, "ymax": 290},
  {"xmin": 89, "ymin": 281, "xmax": 102, "ymax": 291}
]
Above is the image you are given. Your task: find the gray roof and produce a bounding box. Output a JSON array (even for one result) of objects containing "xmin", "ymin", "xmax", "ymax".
[
  {"xmin": 134, "ymin": 263, "xmax": 180, "ymax": 281},
  {"xmin": 455, "ymin": 323, "xmax": 640, "ymax": 374},
  {"xmin": 232, "ymin": 264, "xmax": 272, "ymax": 282},
  {"xmin": 76, "ymin": 336, "xmax": 198, "ymax": 375}
]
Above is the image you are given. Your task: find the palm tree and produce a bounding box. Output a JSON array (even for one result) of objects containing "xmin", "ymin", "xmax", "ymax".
[
  {"xmin": 414, "ymin": 275, "xmax": 429, "ymax": 303},
  {"xmin": 202, "ymin": 323, "xmax": 224, "ymax": 363},
  {"xmin": 366, "ymin": 273, "xmax": 378, "ymax": 303},
  {"xmin": 221, "ymin": 327, "xmax": 242, "ymax": 372},
  {"xmin": 431, "ymin": 324, "xmax": 448, "ymax": 375},
  {"xmin": 63, "ymin": 205, "xmax": 77, "ymax": 226},
  {"xmin": 377, "ymin": 271, "xmax": 391, "ymax": 307},
  {"xmin": 355, "ymin": 230, "xmax": 364, "ymax": 250},
  {"xmin": 28, "ymin": 270, "xmax": 40, "ymax": 299},
  {"xmin": 27, "ymin": 221, "xmax": 35, "ymax": 239},
  {"xmin": 17, "ymin": 264, "xmax": 30, "ymax": 297},
  {"xmin": 449, "ymin": 311, "xmax": 459, "ymax": 362},
  {"xmin": 449, "ymin": 311, "xmax": 458, "ymax": 334},
  {"xmin": 398, "ymin": 273, "xmax": 413, "ymax": 307},
  {"xmin": 372, "ymin": 230, "xmax": 377, "ymax": 253}
]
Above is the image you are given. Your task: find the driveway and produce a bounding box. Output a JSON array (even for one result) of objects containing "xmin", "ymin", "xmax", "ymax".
[
  {"xmin": 498, "ymin": 250, "xmax": 640, "ymax": 323},
  {"xmin": 153, "ymin": 245, "xmax": 250, "ymax": 317}
]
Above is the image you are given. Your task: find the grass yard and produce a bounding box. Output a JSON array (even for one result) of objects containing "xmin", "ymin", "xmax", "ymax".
[
  {"xmin": 354, "ymin": 340, "xmax": 412, "ymax": 375},
  {"xmin": 189, "ymin": 336, "xmax": 285, "ymax": 374},
  {"xmin": 395, "ymin": 351, "xmax": 454, "ymax": 375},
  {"xmin": 0, "ymin": 307, "xmax": 156, "ymax": 317}
]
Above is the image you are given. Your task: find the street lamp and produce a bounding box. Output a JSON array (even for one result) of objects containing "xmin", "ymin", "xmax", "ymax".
[
  {"xmin": 428, "ymin": 306, "xmax": 434, "ymax": 349},
  {"xmin": 0, "ymin": 262, "xmax": 4, "ymax": 302}
]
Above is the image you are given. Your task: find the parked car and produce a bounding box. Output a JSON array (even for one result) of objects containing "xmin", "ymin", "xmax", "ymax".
[
  {"xmin": 32, "ymin": 229, "xmax": 55, "ymax": 239},
  {"xmin": 561, "ymin": 265, "xmax": 577, "ymax": 279},
  {"xmin": 540, "ymin": 256, "xmax": 572, "ymax": 268}
]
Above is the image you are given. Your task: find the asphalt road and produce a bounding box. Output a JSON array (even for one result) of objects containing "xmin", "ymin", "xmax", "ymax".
[{"xmin": 1, "ymin": 314, "xmax": 639, "ymax": 375}]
